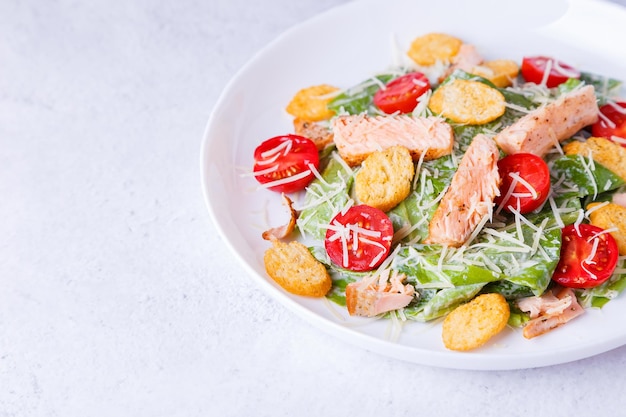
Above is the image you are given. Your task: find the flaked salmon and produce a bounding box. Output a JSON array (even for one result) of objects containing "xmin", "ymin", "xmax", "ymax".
[
  {"xmin": 495, "ymin": 84, "xmax": 599, "ymax": 156},
  {"xmin": 345, "ymin": 269, "xmax": 415, "ymax": 317},
  {"xmin": 451, "ymin": 44, "xmax": 483, "ymax": 72},
  {"xmin": 331, "ymin": 114, "xmax": 454, "ymax": 166},
  {"xmin": 517, "ymin": 286, "xmax": 584, "ymax": 339},
  {"xmin": 439, "ymin": 43, "xmax": 484, "ymax": 82},
  {"xmin": 425, "ymin": 134, "xmax": 501, "ymax": 247}
]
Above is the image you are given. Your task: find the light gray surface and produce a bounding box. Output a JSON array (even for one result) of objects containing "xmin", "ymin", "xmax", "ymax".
[{"xmin": 2, "ymin": 0, "xmax": 626, "ymax": 416}]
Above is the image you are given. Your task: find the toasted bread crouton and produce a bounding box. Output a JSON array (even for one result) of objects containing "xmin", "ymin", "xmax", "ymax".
[
  {"xmin": 407, "ymin": 33, "xmax": 463, "ymax": 66},
  {"xmin": 354, "ymin": 146, "xmax": 415, "ymax": 212},
  {"xmin": 293, "ymin": 118, "xmax": 334, "ymax": 150},
  {"xmin": 429, "ymin": 79, "xmax": 506, "ymax": 125},
  {"xmin": 286, "ymin": 84, "xmax": 339, "ymax": 122},
  {"xmin": 471, "ymin": 59, "xmax": 519, "ymax": 88},
  {"xmin": 564, "ymin": 136, "xmax": 626, "ymax": 182},
  {"xmin": 587, "ymin": 202, "xmax": 626, "ymax": 255},
  {"xmin": 442, "ymin": 293, "xmax": 510, "ymax": 351},
  {"xmin": 264, "ymin": 240, "xmax": 331, "ymax": 297}
]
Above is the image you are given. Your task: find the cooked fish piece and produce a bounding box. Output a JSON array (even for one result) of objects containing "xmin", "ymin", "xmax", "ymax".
[
  {"xmin": 346, "ymin": 270, "xmax": 415, "ymax": 317},
  {"xmin": 439, "ymin": 43, "xmax": 484, "ymax": 82},
  {"xmin": 518, "ymin": 286, "xmax": 585, "ymax": 339},
  {"xmin": 425, "ymin": 134, "xmax": 501, "ymax": 247},
  {"xmin": 331, "ymin": 114, "xmax": 454, "ymax": 166},
  {"xmin": 495, "ymin": 85, "xmax": 599, "ymax": 156}
]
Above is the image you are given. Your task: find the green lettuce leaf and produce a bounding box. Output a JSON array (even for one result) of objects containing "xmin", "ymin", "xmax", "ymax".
[
  {"xmin": 297, "ymin": 154, "xmax": 353, "ymax": 240},
  {"xmin": 327, "ymin": 73, "xmax": 397, "ymax": 116}
]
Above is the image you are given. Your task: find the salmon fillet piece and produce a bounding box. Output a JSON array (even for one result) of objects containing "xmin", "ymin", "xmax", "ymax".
[
  {"xmin": 331, "ymin": 114, "xmax": 454, "ymax": 166},
  {"xmin": 439, "ymin": 43, "xmax": 483, "ymax": 82},
  {"xmin": 495, "ymin": 85, "xmax": 599, "ymax": 156},
  {"xmin": 425, "ymin": 134, "xmax": 500, "ymax": 247},
  {"xmin": 518, "ymin": 286, "xmax": 584, "ymax": 339},
  {"xmin": 345, "ymin": 269, "xmax": 415, "ymax": 317}
]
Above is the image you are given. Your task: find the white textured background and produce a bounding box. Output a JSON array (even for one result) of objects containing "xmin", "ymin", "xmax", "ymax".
[{"xmin": 2, "ymin": 0, "xmax": 626, "ymax": 416}]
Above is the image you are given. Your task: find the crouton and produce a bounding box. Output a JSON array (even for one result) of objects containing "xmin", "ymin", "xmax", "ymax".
[
  {"xmin": 407, "ymin": 33, "xmax": 463, "ymax": 66},
  {"xmin": 442, "ymin": 293, "xmax": 510, "ymax": 351},
  {"xmin": 471, "ymin": 59, "xmax": 520, "ymax": 88},
  {"xmin": 286, "ymin": 84, "xmax": 339, "ymax": 122},
  {"xmin": 354, "ymin": 146, "xmax": 415, "ymax": 212},
  {"xmin": 428, "ymin": 79, "xmax": 506, "ymax": 125},
  {"xmin": 587, "ymin": 201, "xmax": 626, "ymax": 255},
  {"xmin": 564, "ymin": 136, "xmax": 626, "ymax": 182},
  {"xmin": 264, "ymin": 240, "xmax": 332, "ymax": 297},
  {"xmin": 293, "ymin": 118, "xmax": 334, "ymax": 150}
]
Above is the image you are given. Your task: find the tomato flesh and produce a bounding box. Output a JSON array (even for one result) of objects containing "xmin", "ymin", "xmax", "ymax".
[
  {"xmin": 552, "ymin": 224, "xmax": 619, "ymax": 289},
  {"xmin": 494, "ymin": 153, "xmax": 551, "ymax": 214},
  {"xmin": 373, "ymin": 72, "xmax": 431, "ymax": 114},
  {"xmin": 324, "ymin": 205, "xmax": 394, "ymax": 272},
  {"xmin": 521, "ymin": 56, "xmax": 580, "ymax": 88},
  {"xmin": 591, "ymin": 101, "xmax": 626, "ymax": 145},
  {"xmin": 253, "ymin": 134, "xmax": 319, "ymax": 193}
]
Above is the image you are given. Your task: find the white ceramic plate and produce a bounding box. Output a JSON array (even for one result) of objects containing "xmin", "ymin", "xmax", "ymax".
[{"xmin": 201, "ymin": 0, "xmax": 626, "ymax": 370}]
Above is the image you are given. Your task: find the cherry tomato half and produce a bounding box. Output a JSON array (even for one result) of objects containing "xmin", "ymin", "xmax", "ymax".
[
  {"xmin": 494, "ymin": 153, "xmax": 551, "ymax": 214},
  {"xmin": 373, "ymin": 72, "xmax": 431, "ymax": 114},
  {"xmin": 521, "ymin": 56, "xmax": 580, "ymax": 88},
  {"xmin": 591, "ymin": 101, "xmax": 626, "ymax": 145},
  {"xmin": 324, "ymin": 205, "xmax": 394, "ymax": 272},
  {"xmin": 253, "ymin": 134, "xmax": 319, "ymax": 193},
  {"xmin": 552, "ymin": 224, "xmax": 619, "ymax": 289}
]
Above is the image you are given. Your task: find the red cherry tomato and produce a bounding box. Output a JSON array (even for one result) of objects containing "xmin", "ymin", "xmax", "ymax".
[
  {"xmin": 521, "ymin": 56, "xmax": 580, "ymax": 88},
  {"xmin": 324, "ymin": 205, "xmax": 394, "ymax": 272},
  {"xmin": 552, "ymin": 224, "xmax": 619, "ymax": 289},
  {"xmin": 373, "ymin": 72, "xmax": 431, "ymax": 114},
  {"xmin": 591, "ymin": 101, "xmax": 626, "ymax": 145},
  {"xmin": 494, "ymin": 153, "xmax": 551, "ymax": 214},
  {"xmin": 253, "ymin": 134, "xmax": 319, "ymax": 193}
]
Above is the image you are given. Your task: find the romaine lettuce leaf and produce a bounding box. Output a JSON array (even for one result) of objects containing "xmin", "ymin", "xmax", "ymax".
[
  {"xmin": 327, "ymin": 73, "xmax": 397, "ymax": 116},
  {"xmin": 297, "ymin": 153, "xmax": 353, "ymax": 240}
]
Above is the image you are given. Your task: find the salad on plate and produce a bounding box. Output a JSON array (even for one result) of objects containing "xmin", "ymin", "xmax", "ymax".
[{"xmin": 250, "ymin": 32, "xmax": 626, "ymax": 351}]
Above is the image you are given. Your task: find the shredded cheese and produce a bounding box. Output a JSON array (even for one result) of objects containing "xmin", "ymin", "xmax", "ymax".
[
  {"xmin": 585, "ymin": 200, "xmax": 610, "ymax": 218},
  {"xmin": 261, "ymin": 139, "xmax": 292, "ymax": 159},
  {"xmin": 540, "ymin": 58, "xmax": 554, "ymax": 87}
]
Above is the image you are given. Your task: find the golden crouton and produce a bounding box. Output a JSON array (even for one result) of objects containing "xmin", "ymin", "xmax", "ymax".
[
  {"xmin": 588, "ymin": 202, "xmax": 626, "ymax": 255},
  {"xmin": 286, "ymin": 84, "xmax": 339, "ymax": 122},
  {"xmin": 471, "ymin": 59, "xmax": 520, "ymax": 88},
  {"xmin": 354, "ymin": 146, "xmax": 415, "ymax": 212},
  {"xmin": 264, "ymin": 240, "xmax": 332, "ymax": 297},
  {"xmin": 442, "ymin": 293, "xmax": 510, "ymax": 351},
  {"xmin": 293, "ymin": 118, "xmax": 334, "ymax": 150},
  {"xmin": 407, "ymin": 33, "xmax": 463, "ymax": 66},
  {"xmin": 563, "ymin": 136, "xmax": 626, "ymax": 182},
  {"xmin": 429, "ymin": 79, "xmax": 506, "ymax": 125}
]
